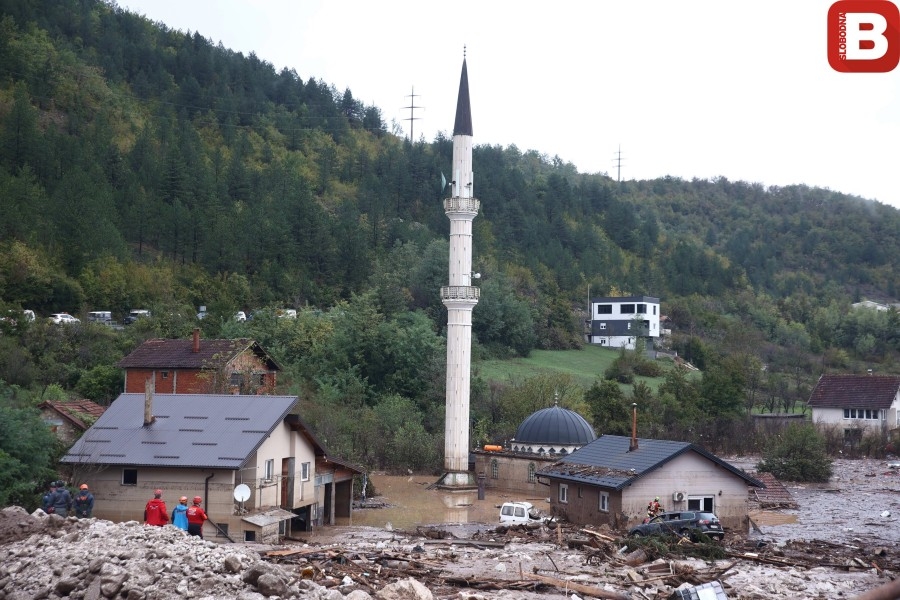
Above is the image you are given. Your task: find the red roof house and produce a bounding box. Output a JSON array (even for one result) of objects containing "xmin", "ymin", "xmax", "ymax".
[
  {"xmin": 117, "ymin": 329, "xmax": 281, "ymax": 394},
  {"xmin": 38, "ymin": 399, "xmax": 107, "ymax": 444},
  {"xmin": 807, "ymin": 374, "xmax": 900, "ymax": 435}
]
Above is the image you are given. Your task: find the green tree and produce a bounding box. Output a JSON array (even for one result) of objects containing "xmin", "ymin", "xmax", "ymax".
[
  {"xmin": 0, "ymin": 401, "xmax": 60, "ymax": 509},
  {"xmin": 756, "ymin": 423, "xmax": 832, "ymax": 482},
  {"xmin": 584, "ymin": 379, "xmax": 630, "ymax": 435}
]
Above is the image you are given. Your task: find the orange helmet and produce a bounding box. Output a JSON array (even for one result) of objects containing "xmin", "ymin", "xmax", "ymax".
[
  {"xmin": 80, "ymin": 484, "xmax": 89, "ymax": 490},
  {"xmin": 179, "ymin": 496, "xmax": 188, "ymax": 503},
  {"xmin": 193, "ymin": 496, "xmax": 202, "ymax": 505}
]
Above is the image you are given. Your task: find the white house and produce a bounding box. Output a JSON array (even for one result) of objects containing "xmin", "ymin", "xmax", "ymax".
[
  {"xmin": 807, "ymin": 374, "xmax": 900, "ymax": 441},
  {"xmin": 587, "ymin": 296, "xmax": 660, "ymax": 350}
]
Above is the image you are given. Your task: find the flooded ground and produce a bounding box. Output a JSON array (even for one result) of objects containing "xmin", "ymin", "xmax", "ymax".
[{"xmin": 335, "ymin": 474, "xmax": 551, "ymax": 531}]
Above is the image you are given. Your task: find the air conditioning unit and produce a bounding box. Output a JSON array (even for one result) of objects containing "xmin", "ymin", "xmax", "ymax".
[{"xmin": 673, "ymin": 491, "xmax": 686, "ymax": 502}]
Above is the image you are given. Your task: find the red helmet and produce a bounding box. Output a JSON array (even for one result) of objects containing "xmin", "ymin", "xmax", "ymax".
[
  {"xmin": 193, "ymin": 496, "xmax": 202, "ymax": 505},
  {"xmin": 154, "ymin": 489, "xmax": 163, "ymax": 496}
]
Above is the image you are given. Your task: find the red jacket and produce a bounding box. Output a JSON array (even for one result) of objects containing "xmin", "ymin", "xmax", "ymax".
[
  {"xmin": 187, "ymin": 504, "xmax": 208, "ymax": 525},
  {"xmin": 144, "ymin": 498, "xmax": 169, "ymax": 526}
]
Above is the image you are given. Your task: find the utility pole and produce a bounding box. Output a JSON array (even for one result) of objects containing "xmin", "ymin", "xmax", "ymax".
[
  {"xmin": 613, "ymin": 145, "xmax": 624, "ymax": 182},
  {"xmin": 402, "ymin": 86, "xmax": 422, "ymax": 142}
]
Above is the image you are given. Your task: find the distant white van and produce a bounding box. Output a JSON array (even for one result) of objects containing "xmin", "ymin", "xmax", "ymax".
[{"xmin": 88, "ymin": 311, "xmax": 113, "ymax": 324}]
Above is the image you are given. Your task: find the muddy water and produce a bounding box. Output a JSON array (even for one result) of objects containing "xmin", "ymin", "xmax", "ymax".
[{"xmin": 337, "ymin": 475, "xmax": 551, "ymax": 531}]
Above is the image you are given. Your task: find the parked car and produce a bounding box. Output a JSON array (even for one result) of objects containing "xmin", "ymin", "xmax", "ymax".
[
  {"xmin": 49, "ymin": 313, "xmax": 80, "ymax": 325},
  {"xmin": 499, "ymin": 501, "xmax": 543, "ymax": 525},
  {"xmin": 235, "ymin": 311, "xmax": 246, "ymax": 322},
  {"xmin": 87, "ymin": 311, "xmax": 113, "ymax": 324},
  {"xmin": 628, "ymin": 511, "xmax": 724, "ymax": 541},
  {"xmin": 124, "ymin": 309, "xmax": 151, "ymax": 325}
]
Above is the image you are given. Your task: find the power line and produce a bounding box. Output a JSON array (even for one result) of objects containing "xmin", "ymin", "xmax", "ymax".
[{"xmin": 402, "ymin": 86, "xmax": 423, "ymax": 142}]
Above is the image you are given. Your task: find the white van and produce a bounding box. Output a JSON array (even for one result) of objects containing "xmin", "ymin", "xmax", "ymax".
[{"xmin": 499, "ymin": 501, "xmax": 542, "ymax": 524}]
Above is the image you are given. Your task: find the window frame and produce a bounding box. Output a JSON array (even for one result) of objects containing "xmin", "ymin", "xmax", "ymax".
[
  {"xmin": 559, "ymin": 483, "xmax": 568, "ymax": 504},
  {"xmin": 599, "ymin": 491, "xmax": 609, "ymax": 512},
  {"xmin": 264, "ymin": 458, "xmax": 274, "ymax": 482},
  {"xmin": 301, "ymin": 461, "xmax": 311, "ymax": 482}
]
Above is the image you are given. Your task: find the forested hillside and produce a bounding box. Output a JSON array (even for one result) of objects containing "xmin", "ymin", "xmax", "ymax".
[{"xmin": 2, "ymin": 0, "xmax": 899, "ymax": 477}]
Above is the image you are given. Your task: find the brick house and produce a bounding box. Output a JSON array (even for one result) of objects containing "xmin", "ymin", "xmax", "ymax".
[
  {"xmin": 117, "ymin": 329, "xmax": 280, "ymax": 394},
  {"xmin": 38, "ymin": 399, "xmax": 107, "ymax": 445}
]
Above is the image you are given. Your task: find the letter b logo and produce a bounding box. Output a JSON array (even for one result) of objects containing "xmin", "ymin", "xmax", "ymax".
[{"xmin": 828, "ymin": 0, "xmax": 900, "ymax": 72}]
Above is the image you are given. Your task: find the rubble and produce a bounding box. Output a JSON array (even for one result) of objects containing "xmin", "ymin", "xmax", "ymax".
[{"xmin": 0, "ymin": 458, "xmax": 897, "ymax": 599}]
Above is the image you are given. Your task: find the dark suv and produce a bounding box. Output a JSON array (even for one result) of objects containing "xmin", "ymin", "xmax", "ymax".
[{"xmin": 628, "ymin": 511, "xmax": 724, "ymax": 541}]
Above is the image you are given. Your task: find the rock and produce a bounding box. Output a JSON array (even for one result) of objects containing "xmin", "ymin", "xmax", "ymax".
[
  {"xmin": 255, "ymin": 573, "xmax": 288, "ymax": 597},
  {"xmin": 346, "ymin": 590, "xmax": 374, "ymax": 600},
  {"xmin": 375, "ymin": 578, "xmax": 434, "ymax": 600},
  {"xmin": 54, "ymin": 577, "xmax": 80, "ymax": 595},
  {"xmin": 223, "ymin": 554, "xmax": 243, "ymax": 573}
]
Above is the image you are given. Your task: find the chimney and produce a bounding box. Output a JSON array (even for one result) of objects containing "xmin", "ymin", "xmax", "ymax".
[
  {"xmin": 629, "ymin": 403, "xmax": 639, "ymax": 451},
  {"xmin": 193, "ymin": 328, "xmax": 200, "ymax": 353},
  {"xmin": 143, "ymin": 377, "xmax": 155, "ymax": 426}
]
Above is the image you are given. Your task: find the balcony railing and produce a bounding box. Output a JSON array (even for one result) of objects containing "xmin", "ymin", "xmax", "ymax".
[
  {"xmin": 443, "ymin": 197, "xmax": 480, "ymax": 213},
  {"xmin": 441, "ymin": 286, "xmax": 481, "ymax": 301}
]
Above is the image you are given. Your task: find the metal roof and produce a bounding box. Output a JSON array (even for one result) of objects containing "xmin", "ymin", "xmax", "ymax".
[
  {"xmin": 538, "ymin": 435, "xmax": 764, "ymax": 490},
  {"xmin": 453, "ymin": 58, "xmax": 473, "ymax": 136},
  {"xmin": 807, "ymin": 374, "xmax": 900, "ymax": 410},
  {"xmin": 514, "ymin": 405, "xmax": 596, "ymax": 446},
  {"xmin": 61, "ymin": 393, "xmax": 297, "ymax": 469}
]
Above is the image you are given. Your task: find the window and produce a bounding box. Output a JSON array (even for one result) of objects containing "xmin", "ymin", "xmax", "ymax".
[
  {"xmin": 256, "ymin": 373, "xmax": 266, "ymax": 386},
  {"xmin": 653, "ymin": 306, "xmax": 657, "ymax": 315},
  {"xmin": 559, "ymin": 484, "xmax": 568, "ymax": 503},
  {"xmin": 161, "ymin": 371, "xmax": 169, "ymax": 379},
  {"xmin": 264, "ymin": 459, "xmax": 274, "ymax": 481},
  {"xmin": 636, "ymin": 304, "xmax": 646, "ymax": 314},
  {"xmin": 301, "ymin": 461, "xmax": 310, "ymax": 481},
  {"xmin": 599, "ymin": 491, "xmax": 609, "ymax": 512},
  {"xmin": 244, "ymin": 531, "xmax": 256, "ymax": 542},
  {"xmin": 230, "ymin": 372, "xmax": 242, "ymax": 387},
  {"xmin": 491, "ymin": 459, "xmax": 499, "ymax": 479},
  {"xmin": 122, "ymin": 469, "xmax": 137, "ymax": 485},
  {"xmin": 620, "ymin": 304, "xmax": 636, "ymax": 314},
  {"xmin": 528, "ymin": 463, "xmax": 536, "ymax": 483},
  {"xmin": 577, "ymin": 486, "xmax": 583, "ymax": 499},
  {"xmin": 597, "ymin": 304, "xmax": 612, "ymax": 314}
]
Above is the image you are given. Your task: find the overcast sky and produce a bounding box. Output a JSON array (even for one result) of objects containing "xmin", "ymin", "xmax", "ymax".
[{"xmin": 116, "ymin": 1, "xmax": 899, "ymax": 209}]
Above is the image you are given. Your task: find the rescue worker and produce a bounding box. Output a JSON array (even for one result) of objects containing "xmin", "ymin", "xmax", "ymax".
[
  {"xmin": 51, "ymin": 481, "xmax": 73, "ymax": 517},
  {"xmin": 172, "ymin": 496, "xmax": 189, "ymax": 531},
  {"xmin": 144, "ymin": 489, "xmax": 169, "ymax": 526},
  {"xmin": 73, "ymin": 484, "xmax": 94, "ymax": 518},
  {"xmin": 186, "ymin": 496, "xmax": 208, "ymax": 538},
  {"xmin": 42, "ymin": 482, "xmax": 57, "ymax": 513},
  {"xmin": 647, "ymin": 496, "xmax": 662, "ymax": 519}
]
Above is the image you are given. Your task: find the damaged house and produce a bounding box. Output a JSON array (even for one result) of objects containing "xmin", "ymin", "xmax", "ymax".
[
  {"xmin": 538, "ymin": 433, "xmax": 764, "ymax": 532},
  {"xmin": 60, "ymin": 391, "xmax": 361, "ymax": 543}
]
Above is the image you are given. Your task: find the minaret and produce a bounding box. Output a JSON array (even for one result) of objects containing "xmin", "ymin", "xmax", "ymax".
[{"xmin": 439, "ymin": 53, "xmax": 479, "ymax": 488}]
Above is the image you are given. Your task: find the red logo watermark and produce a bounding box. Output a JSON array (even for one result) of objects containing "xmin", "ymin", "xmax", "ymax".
[{"xmin": 828, "ymin": 0, "xmax": 900, "ymax": 72}]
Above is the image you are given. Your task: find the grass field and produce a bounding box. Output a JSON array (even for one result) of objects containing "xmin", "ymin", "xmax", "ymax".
[{"xmin": 474, "ymin": 345, "xmax": 684, "ymax": 392}]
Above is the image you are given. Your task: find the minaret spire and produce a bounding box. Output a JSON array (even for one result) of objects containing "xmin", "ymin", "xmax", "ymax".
[{"xmin": 438, "ymin": 53, "xmax": 480, "ymax": 489}]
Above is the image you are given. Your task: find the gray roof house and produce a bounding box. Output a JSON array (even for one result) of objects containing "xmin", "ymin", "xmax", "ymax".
[
  {"xmin": 538, "ymin": 434, "xmax": 764, "ymax": 532},
  {"xmin": 61, "ymin": 393, "xmax": 361, "ymax": 542}
]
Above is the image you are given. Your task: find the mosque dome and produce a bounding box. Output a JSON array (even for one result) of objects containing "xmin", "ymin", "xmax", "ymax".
[{"xmin": 511, "ymin": 404, "xmax": 596, "ymax": 455}]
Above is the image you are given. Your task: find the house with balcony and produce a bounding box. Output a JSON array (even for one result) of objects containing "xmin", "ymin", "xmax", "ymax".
[
  {"xmin": 587, "ymin": 296, "xmax": 660, "ymax": 350},
  {"xmin": 117, "ymin": 329, "xmax": 280, "ymax": 394},
  {"xmin": 60, "ymin": 392, "xmax": 361, "ymax": 542}
]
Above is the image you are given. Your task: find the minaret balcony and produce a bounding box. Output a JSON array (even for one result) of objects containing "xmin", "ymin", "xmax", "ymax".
[
  {"xmin": 444, "ymin": 197, "xmax": 480, "ymax": 215},
  {"xmin": 441, "ymin": 286, "xmax": 481, "ymax": 302}
]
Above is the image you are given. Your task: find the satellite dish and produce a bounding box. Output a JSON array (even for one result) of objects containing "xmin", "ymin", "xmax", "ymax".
[{"xmin": 233, "ymin": 484, "xmax": 251, "ymax": 502}]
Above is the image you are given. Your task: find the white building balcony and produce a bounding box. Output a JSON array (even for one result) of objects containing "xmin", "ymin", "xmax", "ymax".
[
  {"xmin": 441, "ymin": 286, "xmax": 481, "ymax": 302},
  {"xmin": 444, "ymin": 197, "xmax": 480, "ymax": 214}
]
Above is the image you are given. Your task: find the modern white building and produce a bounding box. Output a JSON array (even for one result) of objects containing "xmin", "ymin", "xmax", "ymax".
[
  {"xmin": 438, "ymin": 54, "xmax": 479, "ymax": 488},
  {"xmin": 587, "ymin": 295, "xmax": 660, "ymax": 350}
]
